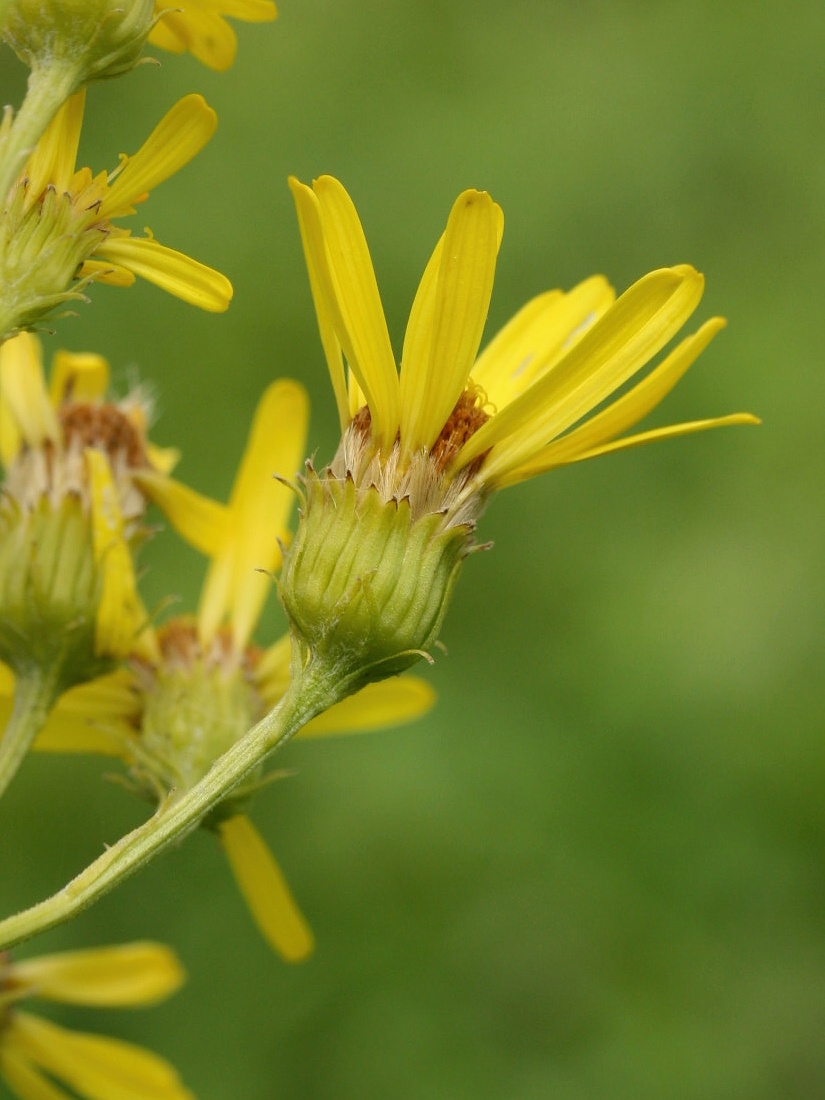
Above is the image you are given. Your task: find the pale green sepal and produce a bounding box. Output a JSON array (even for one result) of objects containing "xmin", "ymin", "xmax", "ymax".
[{"xmin": 279, "ymin": 468, "xmax": 473, "ymax": 690}]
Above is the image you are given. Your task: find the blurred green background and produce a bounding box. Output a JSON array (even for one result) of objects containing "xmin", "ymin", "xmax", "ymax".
[{"xmin": 1, "ymin": 1, "xmax": 824, "ymax": 1097}]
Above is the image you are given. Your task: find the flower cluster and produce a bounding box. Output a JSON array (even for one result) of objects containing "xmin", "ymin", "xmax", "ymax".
[{"xmin": 0, "ymin": 2, "xmax": 757, "ymax": 1095}]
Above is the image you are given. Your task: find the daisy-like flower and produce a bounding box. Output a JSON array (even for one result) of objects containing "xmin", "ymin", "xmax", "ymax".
[
  {"xmin": 0, "ymin": 89, "xmax": 232, "ymax": 342},
  {"xmin": 0, "ymin": 332, "xmax": 176, "ymax": 797},
  {"xmin": 282, "ymin": 175, "xmax": 759, "ymax": 685},
  {"xmin": 0, "ymin": 940, "xmax": 193, "ymax": 1100},
  {"xmin": 149, "ymin": 0, "xmax": 278, "ymax": 72},
  {"xmin": 18, "ymin": 380, "xmax": 435, "ymax": 961}
]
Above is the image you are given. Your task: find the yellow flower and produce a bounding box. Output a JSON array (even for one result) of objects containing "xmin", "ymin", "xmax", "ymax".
[
  {"xmin": 149, "ymin": 0, "xmax": 277, "ymax": 71},
  {"xmin": 0, "ymin": 89, "xmax": 232, "ymax": 340},
  {"xmin": 0, "ymin": 941, "xmax": 193, "ymax": 1100},
  {"xmin": 0, "ymin": 332, "xmax": 175, "ymax": 672},
  {"xmin": 0, "ymin": 332, "xmax": 177, "ymax": 798},
  {"xmin": 290, "ymin": 174, "xmax": 758, "ymax": 493},
  {"xmin": 17, "ymin": 381, "xmax": 435, "ymax": 961},
  {"xmin": 278, "ymin": 175, "xmax": 760, "ymax": 682}
]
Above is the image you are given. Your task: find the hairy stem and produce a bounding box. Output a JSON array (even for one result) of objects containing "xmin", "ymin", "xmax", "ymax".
[{"xmin": 0, "ymin": 653, "xmax": 342, "ymax": 950}]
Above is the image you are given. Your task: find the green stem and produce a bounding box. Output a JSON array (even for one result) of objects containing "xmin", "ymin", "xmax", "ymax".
[
  {"xmin": 0, "ymin": 654, "xmax": 342, "ymax": 950},
  {"xmin": 0, "ymin": 663, "xmax": 62, "ymax": 801},
  {"xmin": 0, "ymin": 58, "xmax": 82, "ymax": 202}
]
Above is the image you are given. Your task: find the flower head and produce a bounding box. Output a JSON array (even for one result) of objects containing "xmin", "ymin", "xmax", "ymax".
[
  {"xmin": 0, "ymin": 941, "xmax": 193, "ymax": 1100},
  {"xmin": 20, "ymin": 380, "xmax": 435, "ymax": 961},
  {"xmin": 149, "ymin": 0, "xmax": 278, "ymax": 71},
  {"xmin": 0, "ymin": 89, "xmax": 232, "ymax": 341},
  {"xmin": 282, "ymin": 175, "xmax": 759, "ymax": 681},
  {"xmin": 0, "ymin": 331, "xmax": 174, "ymax": 680}
]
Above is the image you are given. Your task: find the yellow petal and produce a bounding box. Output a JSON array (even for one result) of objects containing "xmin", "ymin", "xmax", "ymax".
[
  {"xmin": 133, "ymin": 470, "xmax": 229, "ymax": 556},
  {"xmin": 198, "ymin": 380, "xmax": 308, "ymax": 649},
  {"xmin": 8, "ymin": 1014, "xmax": 194, "ymax": 1100},
  {"xmin": 313, "ymin": 175, "xmax": 401, "ymax": 447},
  {"xmin": 77, "ymin": 259, "xmax": 136, "ymax": 287},
  {"xmin": 219, "ymin": 0, "xmax": 278, "ymax": 20},
  {"xmin": 288, "ymin": 177, "xmax": 350, "ymax": 431},
  {"xmin": 0, "ymin": 659, "xmax": 13, "ymax": 696},
  {"xmin": 48, "ymin": 351, "xmax": 110, "ymax": 406},
  {"xmin": 149, "ymin": 8, "xmax": 238, "ymax": 70},
  {"xmin": 23, "ymin": 90, "xmax": 85, "ymax": 200},
  {"xmin": 0, "ymin": 333, "xmax": 60, "ymax": 459},
  {"xmin": 298, "ymin": 675, "xmax": 435, "ymax": 737},
  {"xmin": 470, "ymin": 276, "xmax": 616, "ymax": 410},
  {"xmin": 0, "ymin": 1048, "xmax": 74, "ymax": 1100},
  {"xmin": 10, "ymin": 943, "xmax": 185, "ymax": 1007},
  {"xmin": 32, "ymin": 668, "xmax": 138, "ymax": 756},
  {"xmin": 501, "ymin": 316, "xmax": 728, "ymax": 475},
  {"xmin": 552, "ymin": 414, "xmax": 761, "ymax": 467},
  {"xmin": 399, "ymin": 190, "xmax": 500, "ymax": 455},
  {"xmin": 460, "ymin": 265, "xmax": 705, "ymax": 485},
  {"xmin": 254, "ymin": 633, "xmax": 291, "ymax": 707},
  {"xmin": 101, "ymin": 96, "xmax": 218, "ymax": 219},
  {"xmin": 145, "ymin": 442, "xmax": 180, "ymax": 475},
  {"xmin": 86, "ymin": 449, "xmax": 144, "ymax": 659},
  {"xmin": 218, "ymin": 815, "xmax": 314, "ymax": 963},
  {"xmin": 94, "ymin": 237, "xmax": 233, "ymax": 312}
]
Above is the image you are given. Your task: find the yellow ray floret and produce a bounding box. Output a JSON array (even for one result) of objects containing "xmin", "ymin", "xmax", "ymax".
[
  {"xmin": 149, "ymin": 0, "xmax": 277, "ymax": 70},
  {"xmin": 0, "ymin": 942, "xmax": 192, "ymax": 1100},
  {"xmin": 290, "ymin": 174, "xmax": 758, "ymax": 496}
]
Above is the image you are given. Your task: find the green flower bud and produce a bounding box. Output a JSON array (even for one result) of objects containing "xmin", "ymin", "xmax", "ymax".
[{"xmin": 1, "ymin": 0, "xmax": 155, "ymax": 82}]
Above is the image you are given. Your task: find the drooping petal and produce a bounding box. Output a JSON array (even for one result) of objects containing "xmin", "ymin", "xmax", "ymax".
[
  {"xmin": 94, "ymin": 237, "xmax": 233, "ymax": 312},
  {"xmin": 470, "ymin": 276, "xmax": 616, "ymax": 410},
  {"xmin": 218, "ymin": 815, "xmax": 314, "ymax": 963},
  {"xmin": 312, "ymin": 175, "xmax": 401, "ymax": 447},
  {"xmin": 133, "ymin": 470, "xmax": 229, "ymax": 556},
  {"xmin": 149, "ymin": 0, "xmax": 277, "ymax": 70},
  {"xmin": 198, "ymin": 380, "xmax": 308, "ymax": 649},
  {"xmin": 289, "ymin": 177, "xmax": 350, "ymax": 430},
  {"xmin": 298, "ymin": 675, "xmax": 436, "ymax": 737},
  {"xmin": 0, "ymin": 333, "xmax": 60, "ymax": 460},
  {"xmin": 7, "ymin": 1014, "xmax": 194, "ymax": 1100},
  {"xmin": 399, "ymin": 190, "xmax": 500, "ymax": 456},
  {"xmin": 10, "ymin": 943, "xmax": 184, "ymax": 1007},
  {"xmin": 86, "ymin": 449, "xmax": 145, "ymax": 659},
  {"xmin": 101, "ymin": 97, "xmax": 217, "ymax": 219},
  {"xmin": 459, "ymin": 265, "xmax": 705, "ymax": 486},
  {"xmin": 149, "ymin": 8, "xmax": 237, "ymax": 70},
  {"xmin": 48, "ymin": 351, "xmax": 110, "ymax": 406}
]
